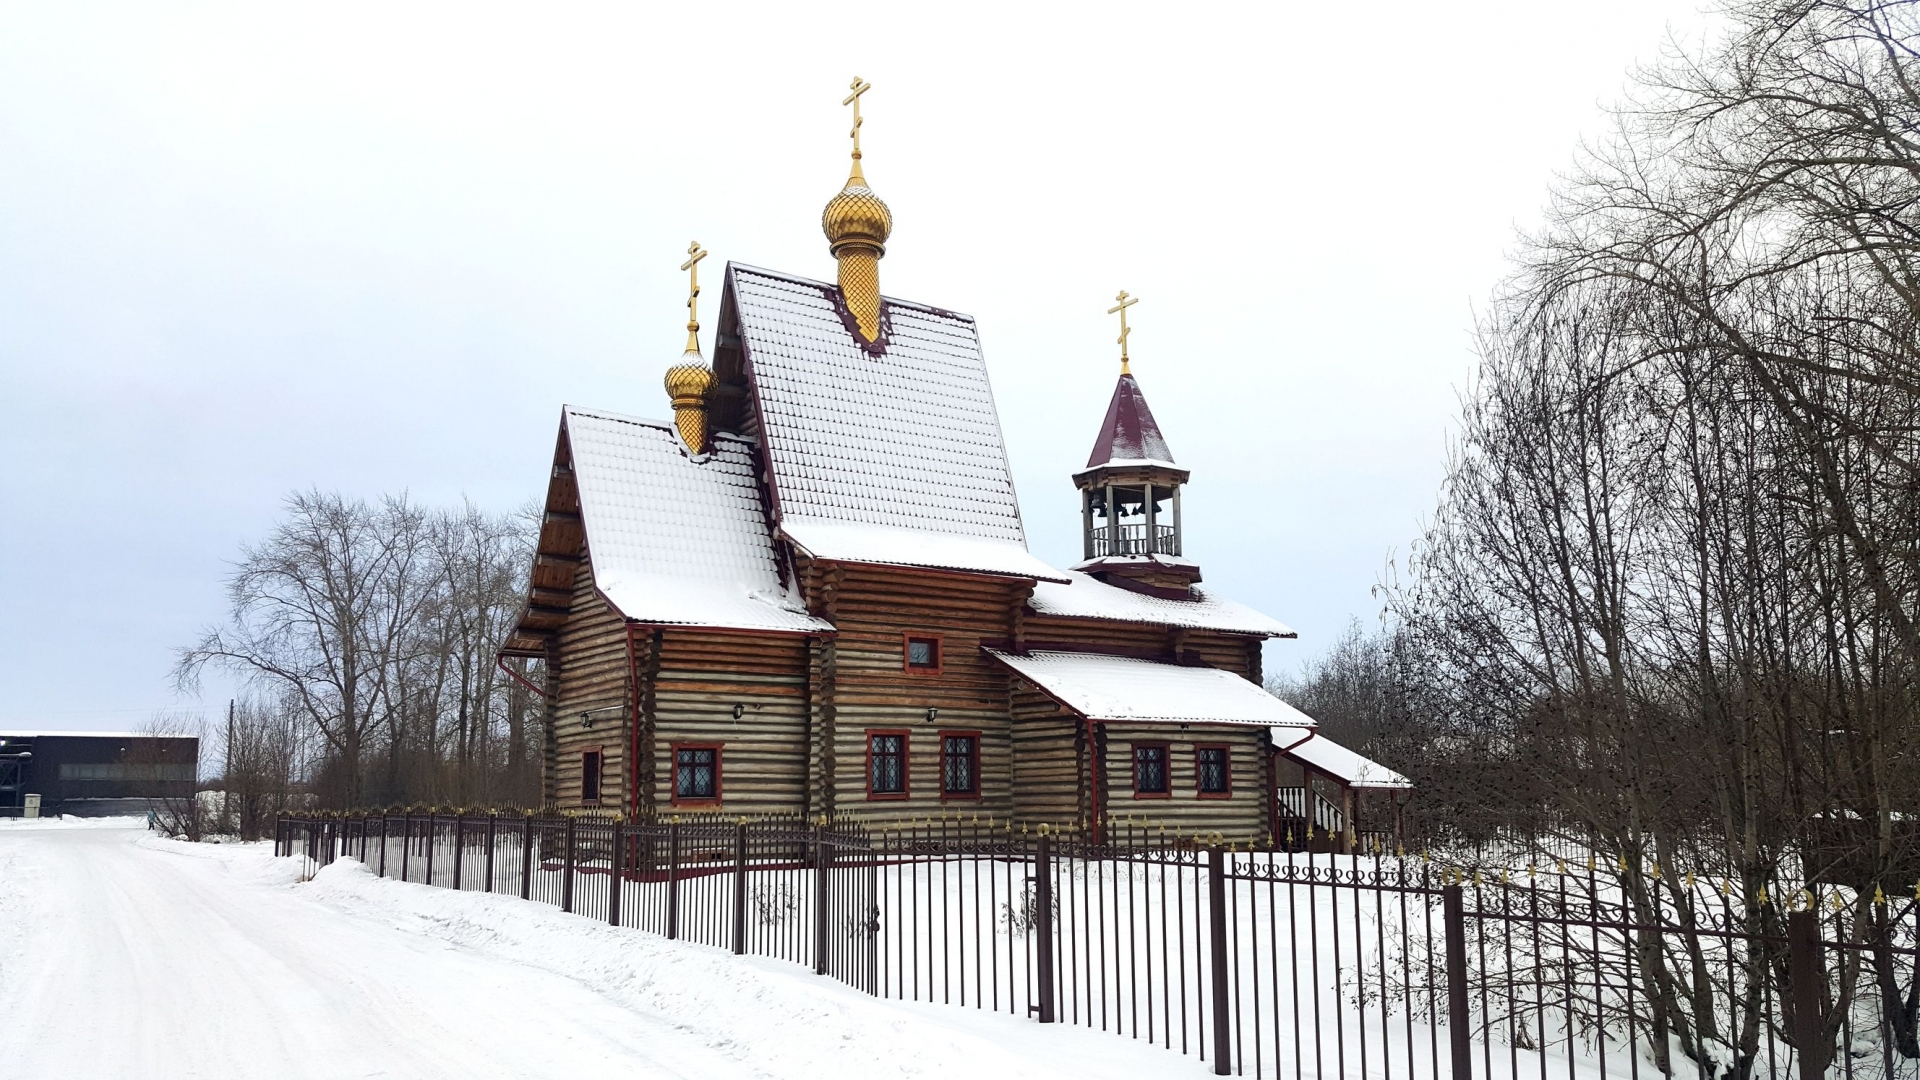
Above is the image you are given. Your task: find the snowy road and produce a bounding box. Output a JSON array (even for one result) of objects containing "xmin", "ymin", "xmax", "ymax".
[{"xmin": 0, "ymin": 820, "xmax": 1206, "ymax": 1080}]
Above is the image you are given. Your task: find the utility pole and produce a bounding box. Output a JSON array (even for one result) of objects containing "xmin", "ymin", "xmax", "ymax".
[{"xmin": 223, "ymin": 699, "xmax": 235, "ymax": 834}]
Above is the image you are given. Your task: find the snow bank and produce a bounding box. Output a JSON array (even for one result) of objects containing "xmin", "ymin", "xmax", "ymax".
[
  {"xmin": 299, "ymin": 856, "xmax": 1207, "ymax": 1080},
  {"xmin": 0, "ymin": 814, "xmax": 150, "ymax": 829}
]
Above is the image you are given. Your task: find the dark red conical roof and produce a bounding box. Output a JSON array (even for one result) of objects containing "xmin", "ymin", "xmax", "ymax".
[{"xmin": 1086, "ymin": 373, "xmax": 1175, "ymax": 468}]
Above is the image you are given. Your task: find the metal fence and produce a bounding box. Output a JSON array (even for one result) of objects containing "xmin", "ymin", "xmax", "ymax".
[{"xmin": 277, "ymin": 812, "xmax": 1920, "ymax": 1079}]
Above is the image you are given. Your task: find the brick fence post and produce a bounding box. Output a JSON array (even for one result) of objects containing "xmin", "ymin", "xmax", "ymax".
[
  {"xmin": 1034, "ymin": 833, "xmax": 1056, "ymax": 1023},
  {"xmin": 1208, "ymin": 845, "xmax": 1232, "ymax": 1075},
  {"xmin": 562, "ymin": 815, "xmax": 577, "ymax": 913},
  {"xmin": 1444, "ymin": 884, "xmax": 1473, "ymax": 1080},
  {"xmin": 733, "ymin": 821, "xmax": 749, "ymax": 955},
  {"xmin": 668, "ymin": 820, "xmax": 683, "ymax": 940},
  {"xmin": 608, "ymin": 820, "xmax": 623, "ymax": 926},
  {"xmin": 484, "ymin": 813, "xmax": 496, "ymax": 892},
  {"xmin": 520, "ymin": 812, "xmax": 534, "ymax": 900},
  {"xmin": 1789, "ymin": 908, "xmax": 1828, "ymax": 1080},
  {"xmin": 814, "ymin": 822, "xmax": 830, "ymax": 976},
  {"xmin": 452, "ymin": 814, "xmax": 465, "ymax": 891}
]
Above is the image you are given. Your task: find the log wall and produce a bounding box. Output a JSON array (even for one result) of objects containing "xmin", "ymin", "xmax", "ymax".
[
  {"xmin": 802, "ymin": 560, "xmax": 1029, "ymax": 824},
  {"xmin": 649, "ymin": 628, "xmax": 811, "ymax": 818},
  {"xmin": 550, "ymin": 553, "xmax": 630, "ymax": 810},
  {"xmin": 1008, "ymin": 686, "xmax": 1083, "ymax": 828},
  {"xmin": 1097, "ymin": 722, "xmax": 1271, "ymax": 844}
]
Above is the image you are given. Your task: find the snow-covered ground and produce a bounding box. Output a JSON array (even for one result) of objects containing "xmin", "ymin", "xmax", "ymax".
[{"xmin": 0, "ymin": 818, "xmax": 1211, "ymax": 1079}]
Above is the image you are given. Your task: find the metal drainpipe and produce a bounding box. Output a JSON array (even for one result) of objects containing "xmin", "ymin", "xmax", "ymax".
[
  {"xmin": 1085, "ymin": 714, "xmax": 1101, "ymax": 845},
  {"xmin": 625, "ymin": 624, "xmax": 641, "ymax": 821}
]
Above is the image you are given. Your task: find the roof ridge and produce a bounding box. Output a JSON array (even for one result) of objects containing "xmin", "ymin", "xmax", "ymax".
[
  {"xmin": 728, "ymin": 262, "xmax": 976, "ymax": 323},
  {"xmin": 563, "ymin": 405, "xmax": 755, "ymax": 447}
]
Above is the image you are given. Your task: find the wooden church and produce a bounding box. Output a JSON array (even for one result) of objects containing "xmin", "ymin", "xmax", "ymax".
[{"xmin": 498, "ymin": 84, "xmax": 1402, "ymax": 845}]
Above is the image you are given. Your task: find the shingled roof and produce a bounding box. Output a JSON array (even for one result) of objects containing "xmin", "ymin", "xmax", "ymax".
[
  {"xmin": 725, "ymin": 263, "xmax": 1063, "ymax": 581},
  {"xmin": 501, "ymin": 408, "xmax": 830, "ymax": 655},
  {"xmin": 1085, "ymin": 373, "xmax": 1174, "ymax": 469}
]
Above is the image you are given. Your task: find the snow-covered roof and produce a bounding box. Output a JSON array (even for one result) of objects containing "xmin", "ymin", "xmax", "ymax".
[
  {"xmin": 986, "ymin": 649, "xmax": 1315, "ymax": 735},
  {"xmin": 728, "ymin": 264, "xmax": 1036, "ymax": 575},
  {"xmin": 1278, "ymin": 732, "xmax": 1412, "ymax": 789},
  {"xmin": 0, "ymin": 730, "xmax": 174, "ymax": 740},
  {"xmin": 1028, "ymin": 570, "xmax": 1297, "ymax": 637},
  {"xmin": 567, "ymin": 408, "xmax": 831, "ymax": 635},
  {"xmin": 780, "ymin": 518, "xmax": 1069, "ymax": 582},
  {"xmin": 1085, "ymin": 372, "xmax": 1174, "ymax": 468}
]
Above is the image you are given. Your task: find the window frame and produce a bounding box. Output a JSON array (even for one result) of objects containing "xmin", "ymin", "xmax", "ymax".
[
  {"xmin": 938, "ymin": 730, "xmax": 982, "ymax": 800},
  {"xmin": 670, "ymin": 742, "xmax": 723, "ymax": 807},
  {"xmin": 865, "ymin": 729, "xmax": 912, "ymax": 800},
  {"xmin": 901, "ymin": 632, "xmax": 945, "ymax": 676},
  {"xmin": 1194, "ymin": 743, "xmax": 1233, "ymax": 799},
  {"xmin": 1131, "ymin": 741, "xmax": 1172, "ymax": 799},
  {"xmin": 580, "ymin": 748, "xmax": 604, "ymax": 805}
]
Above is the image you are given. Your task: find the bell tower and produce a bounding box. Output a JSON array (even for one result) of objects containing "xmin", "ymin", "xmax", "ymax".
[{"xmin": 1073, "ymin": 292, "xmax": 1199, "ymax": 597}]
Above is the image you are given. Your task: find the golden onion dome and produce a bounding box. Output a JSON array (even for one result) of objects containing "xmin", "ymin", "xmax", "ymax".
[
  {"xmin": 823, "ymin": 172, "xmax": 892, "ymax": 256},
  {"xmin": 663, "ymin": 356, "xmax": 715, "ymax": 400}
]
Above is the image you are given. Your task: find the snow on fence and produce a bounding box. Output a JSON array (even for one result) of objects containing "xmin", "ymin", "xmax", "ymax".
[{"xmin": 277, "ymin": 812, "xmax": 1920, "ymax": 1080}]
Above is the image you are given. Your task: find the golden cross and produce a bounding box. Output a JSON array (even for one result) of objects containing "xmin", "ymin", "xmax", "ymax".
[
  {"xmin": 1107, "ymin": 290, "xmax": 1139, "ymax": 374},
  {"xmin": 680, "ymin": 240, "xmax": 708, "ymax": 352},
  {"xmin": 844, "ymin": 77, "xmax": 872, "ymax": 160}
]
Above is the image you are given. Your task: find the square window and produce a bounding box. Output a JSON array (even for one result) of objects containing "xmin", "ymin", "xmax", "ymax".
[
  {"xmin": 904, "ymin": 635, "xmax": 940, "ymax": 672},
  {"xmin": 868, "ymin": 732, "xmax": 908, "ymax": 797},
  {"xmin": 1133, "ymin": 743, "xmax": 1170, "ymax": 797},
  {"xmin": 941, "ymin": 734, "xmax": 979, "ymax": 797},
  {"xmin": 674, "ymin": 746, "xmax": 719, "ymax": 802},
  {"xmin": 1196, "ymin": 746, "xmax": 1231, "ymax": 797},
  {"xmin": 581, "ymin": 750, "xmax": 603, "ymax": 803}
]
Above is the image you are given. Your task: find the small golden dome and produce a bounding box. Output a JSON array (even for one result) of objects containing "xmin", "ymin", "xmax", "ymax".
[
  {"xmin": 663, "ymin": 357, "xmax": 715, "ymax": 400},
  {"xmin": 823, "ymin": 176, "xmax": 892, "ymax": 256}
]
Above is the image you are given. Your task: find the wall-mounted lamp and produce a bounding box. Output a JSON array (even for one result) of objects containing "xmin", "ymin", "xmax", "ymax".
[
  {"xmin": 581, "ymin": 706, "xmax": 624, "ymax": 729},
  {"xmin": 732, "ymin": 703, "xmax": 745, "ymax": 720},
  {"xmin": 925, "ymin": 707, "xmax": 938, "ymax": 724}
]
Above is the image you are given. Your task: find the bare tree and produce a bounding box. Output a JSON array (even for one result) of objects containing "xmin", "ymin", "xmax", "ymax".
[
  {"xmin": 176, "ymin": 489, "xmax": 537, "ymax": 813},
  {"xmin": 175, "ymin": 490, "xmax": 434, "ymax": 807}
]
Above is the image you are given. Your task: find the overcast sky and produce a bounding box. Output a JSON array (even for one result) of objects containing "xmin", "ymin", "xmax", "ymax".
[{"xmin": 0, "ymin": 2, "xmax": 1712, "ymax": 731}]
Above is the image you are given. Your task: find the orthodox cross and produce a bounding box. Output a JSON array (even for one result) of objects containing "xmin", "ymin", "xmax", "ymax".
[
  {"xmin": 844, "ymin": 77, "xmax": 872, "ymax": 160},
  {"xmin": 681, "ymin": 240, "xmax": 708, "ymax": 352},
  {"xmin": 1107, "ymin": 290, "xmax": 1139, "ymax": 374}
]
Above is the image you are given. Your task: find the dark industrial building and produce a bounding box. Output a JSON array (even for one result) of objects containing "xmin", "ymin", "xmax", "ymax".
[{"xmin": 0, "ymin": 731, "xmax": 200, "ymax": 817}]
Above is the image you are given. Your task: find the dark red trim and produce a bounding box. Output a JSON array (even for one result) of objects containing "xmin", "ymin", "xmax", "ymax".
[
  {"xmin": 864, "ymin": 729, "xmax": 911, "ymax": 800},
  {"xmin": 1130, "ymin": 741, "xmax": 1171, "ymax": 799},
  {"xmin": 1194, "ymin": 743, "xmax": 1232, "ymax": 799},
  {"xmin": 669, "ymin": 742, "xmax": 723, "ymax": 807},
  {"xmin": 903, "ymin": 632, "xmax": 944, "ymax": 676},
  {"xmin": 937, "ymin": 730, "xmax": 981, "ymax": 800},
  {"xmin": 1086, "ymin": 716, "xmax": 1104, "ymax": 842},
  {"xmin": 626, "ymin": 624, "xmax": 641, "ymax": 819},
  {"xmin": 496, "ymin": 655, "xmax": 552, "ymax": 699}
]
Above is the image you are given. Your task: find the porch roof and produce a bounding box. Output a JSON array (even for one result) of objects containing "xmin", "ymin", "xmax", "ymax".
[
  {"xmin": 1276, "ymin": 732, "xmax": 1412, "ymax": 790},
  {"xmin": 985, "ymin": 648, "xmax": 1314, "ymax": 736}
]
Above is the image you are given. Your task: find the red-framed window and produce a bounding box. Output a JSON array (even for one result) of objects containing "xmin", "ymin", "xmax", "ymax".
[
  {"xmin": 672, "ymin": 743, "xmax": 721, "ymax": 805},
  {"xmin": 940, "ymin": 731, "xmax": 980, "ymax": 799},
  {"xmin": 1132, "ymin": 742, "xmax": 1171, "ymax": 798},
  {"xmin": 866, "ymin": 730, "xmax": 910, "ymax": 799},
  {"xmin": 1195, "ymin": 745, "xmax": 1232, "ymax": 798},
  {"xmin": 580, "ymin": 749, "xmax": 604, "ymax": 804},
  {"xmin": 902, "ymin": 633, "xmax": 943, "ymax": 675}
]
